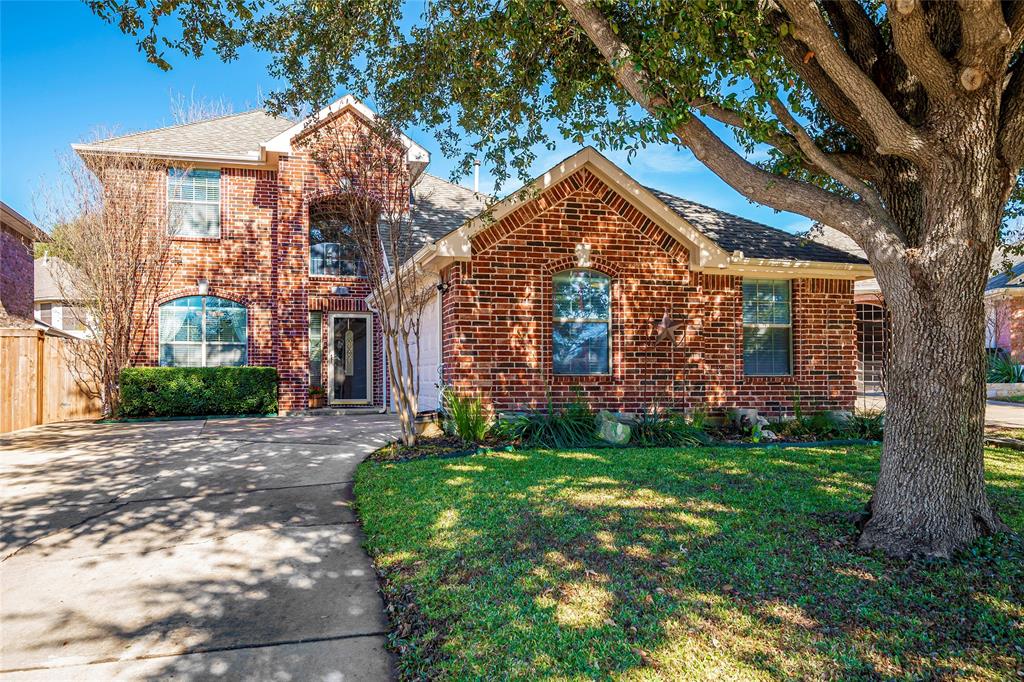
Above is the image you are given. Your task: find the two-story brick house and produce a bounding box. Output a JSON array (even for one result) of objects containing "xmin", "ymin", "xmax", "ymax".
[{"xmin": 74, "ymin": 96, "xmax": 872, "ymax": 417}]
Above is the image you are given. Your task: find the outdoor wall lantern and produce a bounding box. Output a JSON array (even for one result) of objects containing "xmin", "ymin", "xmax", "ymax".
[{"xmin": 197, "ymin": 278, "xmax": 209, "ymax": 296}]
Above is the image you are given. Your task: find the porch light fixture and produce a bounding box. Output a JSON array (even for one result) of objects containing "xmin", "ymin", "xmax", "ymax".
[
  {"xmin": 575, "ymin": 242, "xmax": 592, "ymax": 268},
  {"xmin": 197, "ymin": 278, "xmax": 209, "ymax": 296}
]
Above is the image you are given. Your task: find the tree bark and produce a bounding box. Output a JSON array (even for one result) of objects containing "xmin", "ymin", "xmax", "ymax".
[{"xmin": 858, "ymin": 102, "xmax": 1011, "ymax": 557}]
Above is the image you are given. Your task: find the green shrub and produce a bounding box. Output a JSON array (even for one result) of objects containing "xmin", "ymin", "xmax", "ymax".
[
  {"xmin": 846, "ymin": 411, "xmax": 885, "ymax": 440},
  {"xmin": 687, "ymin": 405, "xmax": 709, "ymax": 431},
  {"xmin": 496, "ymin": 397, "xmax": 596, "ymax": 448},
  {"xmin": 632, "ymin": 410, "xmax": 710, "ymax": 447},
  {"xmin": 988, "ymin": 353, "xmax": 1022, "ymax": 383},
  {"xmin": 119, "ymin": 366, "xmax": 278, "ymax": 418},
  {"xmin": 444, "ymin": 391, "xmax": 490, "ymax": 443}
]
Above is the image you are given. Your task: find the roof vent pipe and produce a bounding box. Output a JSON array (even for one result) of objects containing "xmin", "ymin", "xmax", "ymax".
[{"xmin": 473, "ymin": 159, "xmax": 481, "ymax": 194}]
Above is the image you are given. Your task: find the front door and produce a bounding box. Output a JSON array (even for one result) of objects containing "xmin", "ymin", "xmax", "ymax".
[{"xmin": 328, "ymin": 314, "xmax": 372, "ymax": 404}]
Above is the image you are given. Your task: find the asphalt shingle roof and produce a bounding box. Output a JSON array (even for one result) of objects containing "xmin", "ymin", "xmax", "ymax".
[
  {"xmin": 83, "ymin": 110, "xmax": 294, "ymax": 158},
  {"xmin": 385, "ymin": 173, "xmax": 489, "ymax": 265},
  {"xmin": 647, "ymin": 188, "xmax": 867, "ymax": 264},
  {"xmin": 987, "ymin": 259, "xmax": 1024, "ymax": 291},
  {"xmin": 35, "ymin": 257, "xmax": 81, "ymax": 301}
]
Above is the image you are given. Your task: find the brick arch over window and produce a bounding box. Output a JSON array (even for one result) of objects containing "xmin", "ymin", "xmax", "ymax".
[
  {"xmin": 541, "ymin": 255, "xmax": 621, "ymax": 278},
  {"xmin": 157, "ymin": 286, "xmax": 253, "ymax": 308}
]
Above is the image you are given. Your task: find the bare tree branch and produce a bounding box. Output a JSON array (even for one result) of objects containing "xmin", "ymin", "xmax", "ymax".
[
  {"xmin": 40, "ymin": 148, "xmax": 178, "ymax": 415},
  {"xmin": 558, "ymin": 0, "xmax": 892, "ymax": 247},
  {"xmin": 692, "ymin": 96, "xmax": 877, "ymax": 181},
  {"xmin": 776, "ymin": 0, "xmax": 928, "ymax": 161},
  {"xmin": 885, "ymin": 0, "xmax": 957, "ymax": 99}
]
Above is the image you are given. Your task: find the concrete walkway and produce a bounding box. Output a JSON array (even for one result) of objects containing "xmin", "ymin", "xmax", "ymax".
[
  {"xmin": 856, "ymin": 392, "xmax": 1024, "ymax": 429},
  {"xmin": 0, "ymin": 414, "xmax": 399, "ymax": 681}
]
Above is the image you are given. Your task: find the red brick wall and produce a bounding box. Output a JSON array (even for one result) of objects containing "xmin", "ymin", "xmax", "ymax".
[
  {"xmin": 0, "ymin": 223, "xmax": 35, "ymax": 327},
  {"xmin": 128, "ymin": 110, "xmax": 403, "ymax": 412},
  {"xmin": 441, "ymin": 169, "xmax": 856, "ymax": 417}
]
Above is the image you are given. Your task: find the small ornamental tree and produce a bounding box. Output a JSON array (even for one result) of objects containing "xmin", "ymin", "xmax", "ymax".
[
  {"xmin": 90, "ymin": 0, "xmax": 1024, "ymax": 557},
  {"xmin": 308, "ymin": 119, "xmax": 435, "ymax": 446},
  {"xmin": 41, "ymin": 148, "xmax": 177, "ymax": 415}
]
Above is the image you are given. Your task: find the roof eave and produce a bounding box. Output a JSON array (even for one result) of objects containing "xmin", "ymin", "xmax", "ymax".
[
  {"xmin": 261, "ymin": 95, "xmax": 430, "ymax": 167},
  {"xmin": 71, "ymin": 143, "xmax": 268, "ymax": 166}
]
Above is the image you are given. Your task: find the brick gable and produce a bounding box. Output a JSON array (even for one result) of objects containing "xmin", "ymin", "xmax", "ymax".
[{"xmin": 441, "ymin": 169, "xmax": 856, "ymax": 416}]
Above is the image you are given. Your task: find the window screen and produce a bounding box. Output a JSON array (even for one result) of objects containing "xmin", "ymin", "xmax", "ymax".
[
  {"xmin": 159, "ymin": 295, "xmax": 246, "ymax": 367},
  {"xmin": 553, "ymin": 269, "xmax": 611, "ymax": 375},
  {"xmin": 742, "ymin": 279, "xmax": 791, "ymax": 376},
  {"xmin": 168, "ymin": 169, "xmax": 221, "ymax": 238}
]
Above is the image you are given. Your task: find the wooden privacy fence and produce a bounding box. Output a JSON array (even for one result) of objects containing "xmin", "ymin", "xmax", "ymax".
[{"xmin": 0, "ymin": 328, "xmax": 101, "ymax": 434}]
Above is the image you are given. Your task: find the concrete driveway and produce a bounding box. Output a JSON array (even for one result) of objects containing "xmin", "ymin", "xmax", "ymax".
[{"xmin": 0, "ymin": 414, "xmax": 399, "ymax": 681}]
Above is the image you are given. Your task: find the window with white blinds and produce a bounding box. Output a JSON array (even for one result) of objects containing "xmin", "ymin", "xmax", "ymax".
[{"xmin": 168, "ymin": 169, "xmax": 221, "ymax": 238}]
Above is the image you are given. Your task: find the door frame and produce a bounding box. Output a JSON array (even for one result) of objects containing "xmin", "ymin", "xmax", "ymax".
[{"xmin": 326, "ymin": 312, "xmax": 374, "ymax": 405}]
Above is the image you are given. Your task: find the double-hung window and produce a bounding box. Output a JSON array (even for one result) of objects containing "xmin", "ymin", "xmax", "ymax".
[
  {"xmin": 553, "ymin": 269, "xmax": 611, "ymax": 375},
  {"xmin": 159, "ymin": 295, "xmax": 247, "ymax": 367},
  {"xmin": 742, "ymin": 279, "xmax": 792, "ymax": 376},
  {"xmin": 168, "ymin": 169, "xmax": 221, "ymax": 238}
]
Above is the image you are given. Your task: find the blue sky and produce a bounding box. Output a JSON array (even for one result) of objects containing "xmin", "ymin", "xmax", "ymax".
[{"xmin": 1, "ymin": 0, "xmax": 813, "ymax": 234}]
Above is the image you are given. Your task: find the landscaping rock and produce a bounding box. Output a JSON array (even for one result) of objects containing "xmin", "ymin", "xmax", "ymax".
[
  {"xmin": 732, "ymin": 408, "xmax": 759, "ymax": 430},
  {"xmin": 597, "ymin": 410, "xmax": 631, "ymax": 445},
  {"xmin": 760, "ymin": 429, "xmax": 779, "ymax": 441}
]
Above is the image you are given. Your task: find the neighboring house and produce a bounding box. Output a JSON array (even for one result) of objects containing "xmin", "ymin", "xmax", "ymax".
[
  {"xmin": 983, "ymin": 258, "xmax": 1024, "ymax": 359},
  {"xmin": 1, "ymin": 202, "xmax": 42, "ymax": 328},
  {"xmin": 73, "ymin": 96, "xmax": 872, "ymax": 416},
  {"xmin": 812, "ymin": 225, "xmax": 1024, "ymax": 386},
  {"xmin": 34, "ymin": 256, "xmax": 91, "ymax": 339}
]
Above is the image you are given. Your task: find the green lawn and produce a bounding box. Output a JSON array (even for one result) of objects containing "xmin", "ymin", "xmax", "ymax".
[{"xmin": 355, "ymin": 446, "xmax": 1023, "ymax": 680}]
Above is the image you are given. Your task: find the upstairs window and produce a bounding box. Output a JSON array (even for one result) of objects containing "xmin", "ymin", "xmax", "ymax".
[
  {"xmin": 159, "ymin": 295, "xmax": 247, "ymax": 367},
  {"xmin": 743, "ymin": 279, "xmax": 792, "ymax": 376},
  {"xmin": 168, "ymin": 169, "xmax": 221, "ymax": 238},
  {"xmin": 553, "ymin": 269, "xmax": 611, "ymax": 375},
  {"xmin": 310, "ymin": 203, "xmax": 365, "ymax": 277}
]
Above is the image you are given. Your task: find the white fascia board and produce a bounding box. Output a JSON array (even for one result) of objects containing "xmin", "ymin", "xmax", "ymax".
[
  {"xmin": 71, "ymin": 143, "xmax": 266, "ymax": 166},
  {"xmin": 261, "ymin": 94, "xmax": 430, "ymax": 165},
  {"xmin": 720, "ymin": 258, "xmax": 875, "ymax": 280},
  {"xmin": 389, "ymin": 145, "xmax": 874, "ymax": 284}
]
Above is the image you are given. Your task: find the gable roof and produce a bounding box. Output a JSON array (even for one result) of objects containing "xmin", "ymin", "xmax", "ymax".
[
  {"xmin": 262, "ymin": 95, "xmax": 430, "ymax": 169},
  {"xmin": 73, "ymin": 110, "xmax": 294, "ymax": 162},
  {"xmin": 987, "ymin": 261, "xmax": 1024, "ymax": 290},
  {"xmin": 411, "ymin": 147, "xmax": 873, "ymax": 280},
  {"xmin": 35, "ymin": 256, "xmax": 81, "ymax": 302},
  {"xmin": 380, "ymin": 173, "xmax": 489, "ymax": 267},
  {"xmin": 647, "ymin": 189, "xmax": 865, "ymax": 264}
]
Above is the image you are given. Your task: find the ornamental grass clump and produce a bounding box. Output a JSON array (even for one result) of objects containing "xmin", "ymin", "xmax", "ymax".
[{"xmin": 443, "ymin": 391, "xmax": 490, "ymax": 443}]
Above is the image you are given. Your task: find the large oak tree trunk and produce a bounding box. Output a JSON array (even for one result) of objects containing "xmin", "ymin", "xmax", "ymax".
[{"xmin": 858, "ymin": 126, "xmax": 1011, "ymax": 557}]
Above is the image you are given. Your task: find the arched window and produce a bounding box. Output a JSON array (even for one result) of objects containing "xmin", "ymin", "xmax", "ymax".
[
  {"xmin": 310, "ymin": 201, "xmax": 365, "ymax": 277},
  {"xmin": 159, "ymin": 295, "xmax": 247, "ymax": 367},
  {"xmin": 553, "ymin": 269, "xmax": 611, "ymax": 375}
]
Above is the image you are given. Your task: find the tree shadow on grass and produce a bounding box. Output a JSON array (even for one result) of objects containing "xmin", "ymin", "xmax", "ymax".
[{"xmin": 356, "ymin": 445, "xmax": 1024, "ymax": 680}]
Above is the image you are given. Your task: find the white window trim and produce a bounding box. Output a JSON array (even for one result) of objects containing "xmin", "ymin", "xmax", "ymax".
[
  {"xmin": 552, "ymin": 269, "xmax": 613, "ymax": 377},
  {"xmin": 167, "ymin": 168, "xmax": 221, "ymax": 239},
  {"xmin": 159, "ymin": 296, "xmax": 247, "ymax": 367},
  {"xmin": 742, "ymin": 279, "xmax": 793, "ymax": 377}
]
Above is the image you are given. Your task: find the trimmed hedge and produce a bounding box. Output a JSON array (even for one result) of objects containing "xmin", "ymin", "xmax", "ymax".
[{"xmin": 118, "ymin": 367, "xmax": 278, "ymax": 418}]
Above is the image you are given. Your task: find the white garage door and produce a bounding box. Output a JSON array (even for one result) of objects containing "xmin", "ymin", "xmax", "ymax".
[{"xmin": 393, "ymin": 291, "xmax": 442, "ymax": 412}]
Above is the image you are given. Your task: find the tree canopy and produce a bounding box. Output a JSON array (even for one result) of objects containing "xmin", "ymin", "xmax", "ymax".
[{"xmin": 90, "ymin": 0, "xmax": 1022, "ymax": 233}]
